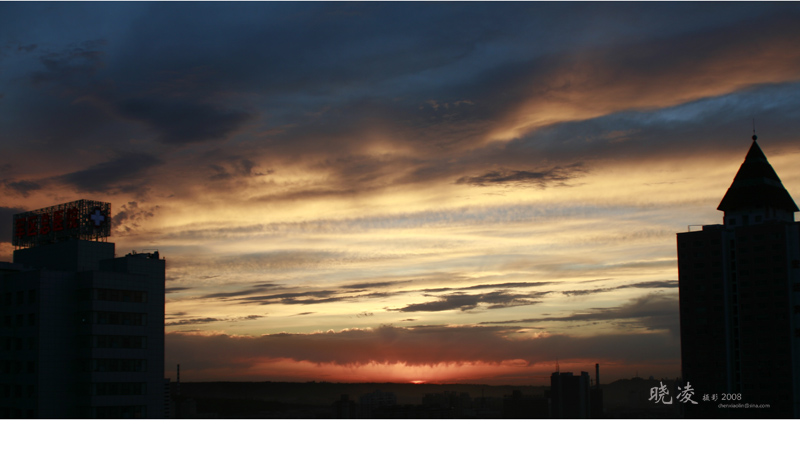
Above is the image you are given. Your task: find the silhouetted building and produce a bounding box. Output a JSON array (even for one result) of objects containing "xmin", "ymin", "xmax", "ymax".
[
  {"xmin": 0, "ymin": 200, "xmax": 165, "ymax": 418},
  {"xmin": 332, "ymin": 394, "xmax": 358, "ymax": 418},
  {"xmin": 422, "ymin": 391, "xmax": 474, "ymax": 418},
  {"xmin": 550, "ymin": 371, "xmax": 591, "ymax": 418},
  {"xmin": 359, "ymin": 389, "xmax": 396, "ymax": 418},
  {"xmin": 678, "ymin": 136, "xmax": 800, "ymax": 418},
  {"xmin": 591, "ymin": 363, "xmax": 604, "ymax": 418},
  {"xmin": 502, "ymin": 389, "xmax": 549, "ymax": 418}
]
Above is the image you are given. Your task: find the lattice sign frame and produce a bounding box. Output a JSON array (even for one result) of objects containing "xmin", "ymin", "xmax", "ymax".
[{"xmin": 12, "ymin": 199, "xmax": 111, "ymax": 249}]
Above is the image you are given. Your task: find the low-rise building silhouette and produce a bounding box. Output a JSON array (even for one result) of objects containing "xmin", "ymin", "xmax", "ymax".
[
  {"xmin": 359, "ymin": 389, "xmax": 397, "ymax": 418},
  {"xmin": 502, "ymin": 389, "xmax": 548, "ymax": 418},
  {"xmin": 332, "ymin": 394, "xmax": 358, "ymax": 418}
]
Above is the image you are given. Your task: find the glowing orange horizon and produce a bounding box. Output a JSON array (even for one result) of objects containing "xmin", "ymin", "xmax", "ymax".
[{"xmin": 168, "ymin": 357, "xmax": 680, "ymax": 386}]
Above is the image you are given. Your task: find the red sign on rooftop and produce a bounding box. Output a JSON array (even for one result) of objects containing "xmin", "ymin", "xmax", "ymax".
[{"xmin": 12, "ymin": 199, "xmax": 111, "ymax": 249}]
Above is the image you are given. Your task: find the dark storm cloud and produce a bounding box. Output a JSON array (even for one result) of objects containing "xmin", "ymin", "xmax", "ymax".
[
  {"xmin": 503, "ymin": 82, "xmax": 800, "ymax": 164},
  {"xmin": 116, "ymin": 98, "xmax": 253, "ymax": 145},
  {"xmin": 56, "ymin": 153, "xmax": 162, "ymax": 194},
  {"xmin": 17, "ymin": 44, "xmax": 37, "ymax": 53},
  {"xmin": 16, "ymin": 30, "xmax": 252, "ymax": 150},
  {"xmin": 481, "ymin": 293, "xmax": 679, "ymax": 337},
  {"xmin": 475, "ymin": 12, "xmax": 800, "ymax": 164},
  {"xmin": 28, "ymin": 40, "xmax": 106, "ymax": 90},
  {"xmin": 456, "ymin": 163, "xmax": 588, "ymax": 188},
  {"xmin": 81, "ymin": 2, "xmax": 522, "ymax": 152},
  {"xmin": 393, "ymin": 290, "xmax": 547, "ymax": 313},
  {"xmin": 4, "ymin": 38, "xmax": 121, "ymax": 152},
  {"xmin": 138, "ymin": 2, "xmax": 524, "ymax": 95},
  {"xmin": 233, "ymin": 8, "xmax": 800, "ymax": 192},
  {"xmin": 3, "ymin": 2, "xmax": 799, "ymax": 200},
  {"xmin": 2, "ymin": 179, "xmax": 41, "ymax": 197}
]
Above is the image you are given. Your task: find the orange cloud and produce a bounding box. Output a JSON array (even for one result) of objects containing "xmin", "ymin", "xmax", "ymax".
[
  {"xmin": 165, "ymin": 323, "xmax": 679, "ymax": 385},
  {"xmin": 488, "ymin": 17, "xmax": 800, "ymax": 143}
]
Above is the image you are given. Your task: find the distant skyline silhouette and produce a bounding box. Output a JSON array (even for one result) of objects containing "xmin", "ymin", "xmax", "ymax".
[{"xmin": 2, "ymin": 2, "xmax": 800, "ymax": 386}]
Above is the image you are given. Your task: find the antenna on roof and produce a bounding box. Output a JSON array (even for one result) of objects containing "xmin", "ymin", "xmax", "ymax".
[
  {"xmin": 753, "ymin": 118, "xmax": 757, "ymax": 141},
  {"xmin": 556, "ymin": 357, "xmax": 560, "ymax": 373}
]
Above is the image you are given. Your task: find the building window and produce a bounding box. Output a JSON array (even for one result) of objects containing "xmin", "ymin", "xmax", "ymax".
[
  {"xmin": 95, "ymin": 289, "xmax": 147, "ymax": 303},
  {"xmin": 95, "ymin": 311, "xmax": 146, "ymax": 326},
  {"xmin": 93, "ymin": 382, "xmax": 146, "ymax": 396},
  {"xmin": 92, "ymin": 335, "xmax": 147, "ymax": 349},
  {"xmin": 89, "ymin": 358, "xmax": 147, "ymax": 372},
  {"xmin": 92, "ymin": 405, "xmax": 145, "ymax": 419}
]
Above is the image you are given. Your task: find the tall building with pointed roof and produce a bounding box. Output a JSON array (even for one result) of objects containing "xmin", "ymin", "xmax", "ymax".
[{"xmin": 677, "ymin": 136, "xmax": 800, "ymax": 418}]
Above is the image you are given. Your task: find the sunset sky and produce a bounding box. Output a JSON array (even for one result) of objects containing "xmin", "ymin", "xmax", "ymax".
[{"xmin": 2, "ymin": 2, "xmax": 800, "ymax": 385}]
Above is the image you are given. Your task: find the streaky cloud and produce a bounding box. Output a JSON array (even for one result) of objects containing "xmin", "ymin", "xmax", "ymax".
[
  {"xmin": 56, "ymin": 152, "xmax": 162, "ymax": 194},
  {"xmin": 392, "ymin": 290, "xmax": 548, "ymax": 312},
  {"xmin": 456, "ymin": 163, "xmax": 587, "ymax": 188},
  {"xmin": 480, "ymin": 292, "xmax": 679, "ymax": 337}
]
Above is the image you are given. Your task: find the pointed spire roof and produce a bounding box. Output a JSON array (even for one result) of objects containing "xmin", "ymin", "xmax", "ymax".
[{"xmin": 717, "ymin": 135, "xmax": 799, "ymax": 213}]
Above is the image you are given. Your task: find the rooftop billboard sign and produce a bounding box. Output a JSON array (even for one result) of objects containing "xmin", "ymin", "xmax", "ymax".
[{"xmin": 12, "ymin": 199, "xmax": 111, "ymax": 249}]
